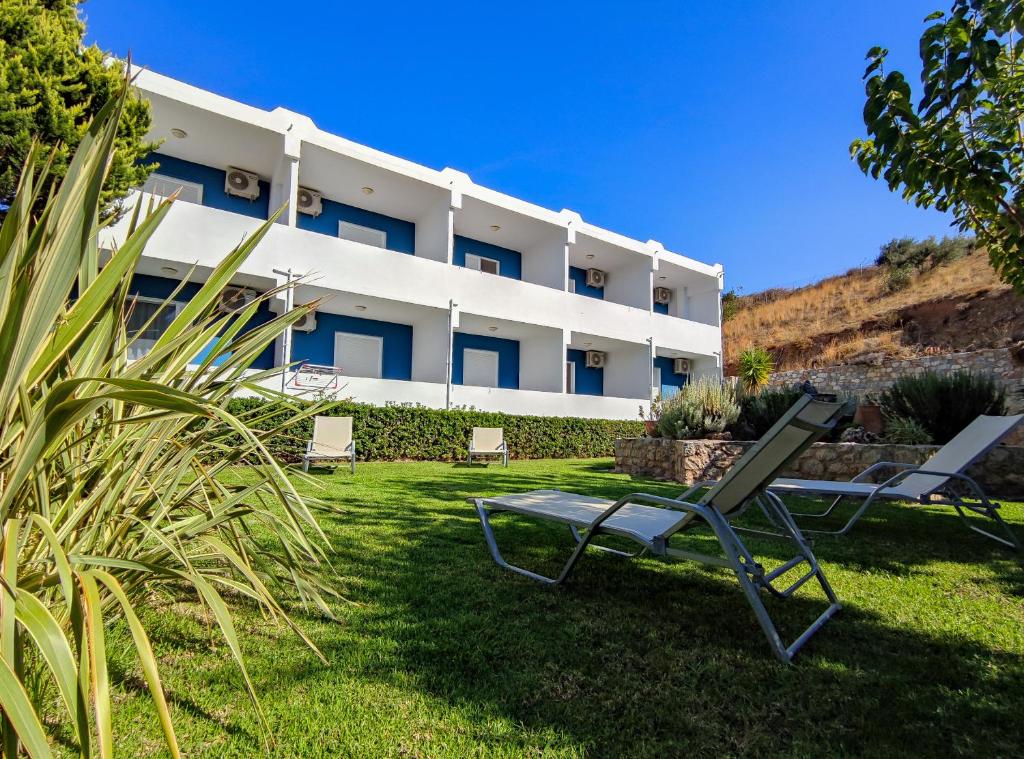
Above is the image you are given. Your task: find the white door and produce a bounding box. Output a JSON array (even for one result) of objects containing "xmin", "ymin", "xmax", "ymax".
[
  {"xmin": 334, "ymin": 332, "xmax": 383, "ymax": 378},
  {"xmin": 653, "ymin": 366, "xmax": 662, "ymax": 398},
  {"xmin": 566, "ymin": 361, "xmax": 576, "ymax": 394},
  {"xmin": 463, "ymin": 348, "xmax": 499, "ymax": 387}
]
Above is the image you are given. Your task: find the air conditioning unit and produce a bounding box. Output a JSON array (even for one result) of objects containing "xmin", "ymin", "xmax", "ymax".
[
  {"xmin": 673, "ymin": 357, "xmax": 691, "ymax": 375},
  {"xmin": 585, "ymin": 268, "xmax": 607, "ymax": 288},
  {"xmin": 291, "ymin": 310, "xmax": 317, "ymax": 332},
  {"xmin": 653, "ymin": 286, "xmax": 673, "ymax": 305},
  {"xmin": 296, "ymin": 186, "xmax": 322, "ymax": 217},
  {"xmin": 217, "ymin": 286, "xmax": 257, "ymax": 313},
  {"xmin": 224, "ymin": 167, "xmax": 261, "ymax": 200},
  {"xmin": 585, "ymin": 350, "xmax": 607, "ymax": 369}
]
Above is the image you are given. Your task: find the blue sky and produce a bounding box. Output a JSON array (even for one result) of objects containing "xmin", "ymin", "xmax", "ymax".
[{"xmin": 84, "ymin": 0, "xmax": 957, "ymax": 294}]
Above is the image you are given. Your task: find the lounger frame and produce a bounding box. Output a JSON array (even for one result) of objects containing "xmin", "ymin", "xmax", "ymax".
[
  {"xmin": 781, "ymin": 461, "xmax": 1020, "ymax": 549},
  {"xmin": 471, "ymin": 394, "xmax": 849, "ymax": 663},
  {"xmin": 473, "ymin": 488, "xmax": 840, "ymax": 663}
]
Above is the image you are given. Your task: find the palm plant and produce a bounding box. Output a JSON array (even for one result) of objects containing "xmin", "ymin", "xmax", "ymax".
[
  {"xmin": 737, "ymin": 346, "xmax": 774, "ymax": 393},
  {"xmin": 0, "ymin": 84, "xmax": 338, "ymax": 757}
]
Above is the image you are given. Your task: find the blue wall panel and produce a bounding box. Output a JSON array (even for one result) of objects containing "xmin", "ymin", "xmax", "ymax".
[
  {"xmin": 453, "ymin": 236, "xmax": 522, "ymax": 280},
  {"xmin": 566, "ymin": 349, "xmax": 604, "ymax": 396},
  {"xmin": 654, "ymin": 302, "xmax": 669, "ymax": 315},
  {"xmin": 568, "ymin": 266, "xmax": 604, "ymax": 300},
  {"xmin": 452, "ymin": 333, "xmax": 519, "ymax": 389},
  {"xmin": 128, "ymin": 274, "xmax": 276, "ymax": 369},
  {"xmin": 654, "ymin": 356, "xmax": 688, "ymax": 398},
  {"xmin": 142, "ymin": 154, "xmax": 270, "ymax": 219},
  {"xmin": 297, "ymin": 197, "xmax": 416, "ymax": 254},
  {"xmin": 292, "ymin": 312, "xmax": 413, "ymax": 380}
]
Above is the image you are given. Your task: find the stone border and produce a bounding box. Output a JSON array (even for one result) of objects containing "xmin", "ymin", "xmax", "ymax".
[{"xmin": 613, "ymin": 437, "xmax": 1024, "ymax": 499}]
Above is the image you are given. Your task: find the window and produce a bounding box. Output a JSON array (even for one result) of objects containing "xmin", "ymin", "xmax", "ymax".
[
  {"xmin": 653, "ymin": 366, "xmax": 662, "ymax": 397},
  {"xmin": 566, "ymin": 361, "xmax": 576, "ymax": 394},
  {"xmin": 568, "ymin": 278, "xmax": 576, "ymax": 294},
  {"xmin": 334, "ymin": 332, "xmax": 384, "ymax": 378},
  {"xmin": 463, "ymin": 348, "xmax": 499, "ymax": 387},
  {"xmin": 465, "ymin": 253, "xmax": 500, "ymax": 275},
  {"xmin": 126, "ymin": 296, "xmax": 185, "ymax": 359},
  {"xmin": 140, "ymin": 173, "xmax": 203, "ymax": 205},
  {"xmin": 339, "ymin": 221, "xmax": 387, "ymax": 249}
]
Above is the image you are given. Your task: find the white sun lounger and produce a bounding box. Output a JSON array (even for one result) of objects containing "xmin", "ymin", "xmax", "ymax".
[
  {"xmin": 468, "ymin": 427, "xmax": 509, "ymax": 467},
  {"xmin": 770, "ymin": 414, "xmax": 1022, "ymax": 549},
  {"xmin": 302, "ymin": 416, "xmax": 356, "ymax": 473},
  {"xmin": 470, "ymin": 394, "xmax": 848, "ymax": 663}
]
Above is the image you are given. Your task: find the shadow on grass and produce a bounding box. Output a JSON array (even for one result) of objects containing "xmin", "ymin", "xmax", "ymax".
[
  {"xmin": 279, "ymin": 466, "xmax": 1024, "ymax": 755},
  {"xmin": 150, "ymin": 461, "xmax": 1023, "ymax": 756}
]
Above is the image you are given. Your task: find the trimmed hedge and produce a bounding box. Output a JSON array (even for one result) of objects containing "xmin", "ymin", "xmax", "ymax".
[{"xmin": 228, "ymin": 398, "xmax": 644, "ymax": 462}]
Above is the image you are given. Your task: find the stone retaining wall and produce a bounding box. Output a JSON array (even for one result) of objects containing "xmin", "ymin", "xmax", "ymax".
[
  {"xmin": 613, "ymin": 437, "xmax": 1024, "ymax": 499},
  {"xmin": 763, "ymin": 346, "xmax": 1024, "ymax": 408}
]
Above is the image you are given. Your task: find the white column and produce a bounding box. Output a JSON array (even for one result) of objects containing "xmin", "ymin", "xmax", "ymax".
[
  {"xmin": 270, "ymin": 133, "xmax": 300, "ymax": 227},
  {"xmin": 411, "ymin": 310, "xmax": 450, "ymax": 383},
  {"xmin": 519, "ymin": 328, "xmax": 564, "ymax": 392}
]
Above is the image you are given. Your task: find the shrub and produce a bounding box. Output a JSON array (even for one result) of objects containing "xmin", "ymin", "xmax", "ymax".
[
  {"xmin": 656, "ymin": 376, "xmax": 740, "ymax": 440},
  {"xmin": 876, "ymin": 237, "xmax": 921, "ymax": 268},
  {"xmin": 721, "ymin": 288, "xmax": 742, "ymax": 321},
  {"xmin": 227, "ymin": 398, "xmax": 644, "ymax": 461},
  {"xmin": 876, "ymin": 235, "xmax": 974, "ymax": 271},
  {"xmin": 878, "ymin": 370, "xmax": 1007, "ymax": 445},
  {"xmin": 737, "ymin": 347, "xmax": 774, "ymax": 392},
  {"xmin": 732, "ymin": 387, "xmax": 805, "ymax": 439},
  {"xmin": 0, "ymin": 89, "xmax": 336, "ymax": 755},
  {"xmin": 883, "ymin": 265, "xmax": 913, "ymax": 293},
  {"xmin": 884, "ymin": 416, "xmax": 934, "ymax": 445},
  {"xmin": 931, "ymin": 236, "xmax": 974, "ymax": 267}
]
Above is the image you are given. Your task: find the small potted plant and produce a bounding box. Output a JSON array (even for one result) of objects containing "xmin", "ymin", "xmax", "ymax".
[
  {"xmin": 853, "ymin": 393, "xmax": 884, "ymax": 436},
  {"xmin": 639, "ymin": 397, "xmax": 663, "ymax": 436}
]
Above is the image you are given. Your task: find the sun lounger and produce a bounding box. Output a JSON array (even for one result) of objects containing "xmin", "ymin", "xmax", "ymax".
[
  {"xmin": 470, "ymin": 394, "xmax": 848, "ymax": 662},
  {"xmin": 770, "ymin": 414, "xmax": 1023, "ymax": 549},
  {"xmin": 302, "ymin": 416, "xmax": 356, "ymax": 473},
  {"xmin": 468, "ymin": 427, "xmax": 508, "ymax": 467}
]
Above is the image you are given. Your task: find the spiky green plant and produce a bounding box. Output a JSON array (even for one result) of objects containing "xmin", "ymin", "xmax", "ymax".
[
  {"xmin": 737, "ymin": 347, "xmax": 774, "ymax": 393},
  {"xmin": 0, "ymin": 85, "xmax": 338, "ymax": 757}
]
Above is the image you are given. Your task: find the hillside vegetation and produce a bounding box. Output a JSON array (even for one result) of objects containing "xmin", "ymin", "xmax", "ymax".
[{"xmin": 723, "ymin": 245, "xmax": 1022, "ymax": 373}]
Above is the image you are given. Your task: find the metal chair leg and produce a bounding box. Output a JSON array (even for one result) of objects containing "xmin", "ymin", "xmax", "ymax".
[
  {"xmin": 569, "ymin": 525, "xmax": 646, "ymax": 558},
  {"xmin": 952, "ymin": 498, "xmax": 1021, "ymax": 549},
  {"xmin": 474, "ymin": 500, "xmax": 597, "ymax": 585}
]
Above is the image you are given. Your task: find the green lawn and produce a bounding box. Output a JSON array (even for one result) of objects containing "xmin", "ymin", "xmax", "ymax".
[{"xmin": 98, "ymin": 459, "xmax": 1023, "ymax": 757}]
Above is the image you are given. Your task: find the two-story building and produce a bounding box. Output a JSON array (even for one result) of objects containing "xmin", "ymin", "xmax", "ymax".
[{"xmin": 101, "ymin": 67, "xmax": 724, "ymax": 420}]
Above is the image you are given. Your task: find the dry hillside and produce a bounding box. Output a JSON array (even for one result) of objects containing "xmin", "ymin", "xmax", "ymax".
[{"xmin": 723, "ymin": 251, "xmax": 1024, "ymax": 374}]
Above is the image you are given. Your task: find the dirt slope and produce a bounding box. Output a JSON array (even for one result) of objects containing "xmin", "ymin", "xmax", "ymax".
[{"xmin": 723, "ymin": 252, "xmax": 1023, "ymax": 374}]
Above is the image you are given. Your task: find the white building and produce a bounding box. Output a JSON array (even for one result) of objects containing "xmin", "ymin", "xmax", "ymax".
[{"xmin": 102, "ymin": 67, "xmax": 724, "ymax": 420}]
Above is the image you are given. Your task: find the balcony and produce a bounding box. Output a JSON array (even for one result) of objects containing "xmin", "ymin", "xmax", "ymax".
[{"xmin": 104, "ymin": 193, "xmax": 722, "ymax": 364}]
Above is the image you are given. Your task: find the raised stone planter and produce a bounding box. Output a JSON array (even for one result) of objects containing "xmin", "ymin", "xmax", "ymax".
[{"xmin": 613, "ymin": 437, "xmax": 1024, "ymax": 499}]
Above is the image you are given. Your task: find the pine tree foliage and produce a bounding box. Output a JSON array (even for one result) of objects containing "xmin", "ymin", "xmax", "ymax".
[{"xmin": 0, "ymin": 0, "xmax": 156, "ymax": 217}]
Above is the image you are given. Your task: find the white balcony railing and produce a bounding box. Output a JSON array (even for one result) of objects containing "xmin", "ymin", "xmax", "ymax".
[{"xmin": 103, "ymin": 194, "xmax": 721, "ymax": 359}]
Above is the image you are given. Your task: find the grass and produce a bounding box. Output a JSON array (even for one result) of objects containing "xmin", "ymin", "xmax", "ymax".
[
  {"xmin": 724, "ymin": 251, "xmax": 1007, "ymax": 369},
  {"xmin": 88, "ymin": 459, "xmax": 1023, "ymax": 757}
]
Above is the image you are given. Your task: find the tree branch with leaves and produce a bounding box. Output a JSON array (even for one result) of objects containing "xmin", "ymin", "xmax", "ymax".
[{"xmin": 851, "ymin": 1, "xmax": 1024, "ymax": 291}]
